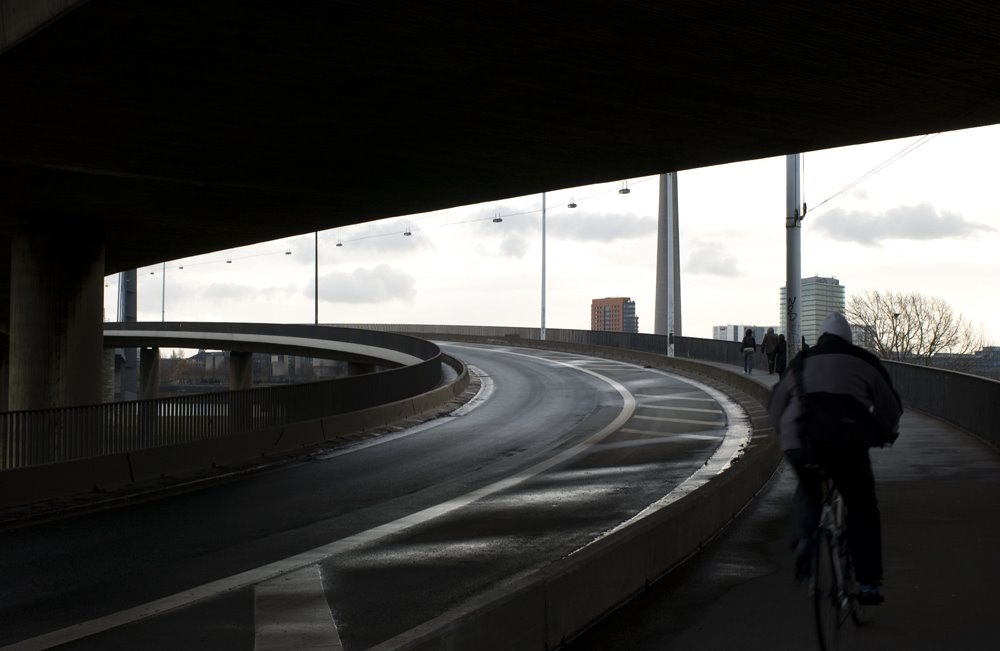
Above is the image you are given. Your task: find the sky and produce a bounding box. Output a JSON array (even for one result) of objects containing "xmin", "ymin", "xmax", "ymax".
[{"xmin": 105, "ymin": 124, "xmax": 1000, "ymax": 345}]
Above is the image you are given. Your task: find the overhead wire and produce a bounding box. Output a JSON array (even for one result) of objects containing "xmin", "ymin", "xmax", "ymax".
[
  {"xmin": 124, "ymin": 173, "xmax": 656, "ymax": 274},
  {"xmin": 807, "ymin": 133, "xmax": 940, "ymax": 214},
  {"xmin": 335, "ymin": 175, "xmax": 659, "ymax": 244}
]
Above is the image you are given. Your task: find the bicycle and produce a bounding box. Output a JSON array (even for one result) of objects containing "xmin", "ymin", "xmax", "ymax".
[{"xmin": 809, "ymin": 472, "xmax": 864, "ymax": 650}]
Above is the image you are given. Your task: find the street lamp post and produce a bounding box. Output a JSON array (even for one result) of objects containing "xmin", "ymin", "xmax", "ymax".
[
  {"xmin": 540, "ymin": 192, "xmax": 546, "ymax": 341},
  {"xmin": 315, "ymin": 231, "xmax": 319, "ymax": 325},
  {"xmin": 161, "ymin": 261, "xmax": 166, "ymax": 322}
]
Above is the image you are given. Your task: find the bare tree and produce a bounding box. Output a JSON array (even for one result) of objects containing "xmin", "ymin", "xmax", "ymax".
[{"xmin": 846, "ymin": 290, "xmax": 987, "ymax": 369}]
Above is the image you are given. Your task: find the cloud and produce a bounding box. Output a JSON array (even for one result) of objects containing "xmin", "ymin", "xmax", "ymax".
[
  {"xmin": 472, "ymin": 206, "xmax": 657, "ymax": 243},
  {"xmin": 312, "ymin": 264, "xmax": 416, "ymax": 304},
  {"xmin": 684, "ymin": 239, "xmax": 740, "ymax": 276},
  {"xmin": 548, "ymin": 211, "xmax": 657, "ymax": 242},
  {"xmin": 812, "ymin": 202, "xmax": 994, "ymax": 246},
  {"xmin": 499, "ymin": 234, "xmax": 530, "ymax": 258},
  {"xmin": 201, "ymin": 282, "xmax": 298, "ymax": 302}
]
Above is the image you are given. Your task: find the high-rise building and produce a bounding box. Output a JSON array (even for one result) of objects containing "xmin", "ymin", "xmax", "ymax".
[
  {"xmin": 591, "ymin": 297, "xmax": 639, "ymax": 333},
  {"xmin": 780, "ymin": 275, "xmax": 846, "ymax": 346}
]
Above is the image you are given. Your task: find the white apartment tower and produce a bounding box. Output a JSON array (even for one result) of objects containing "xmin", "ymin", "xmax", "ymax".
[{"xmin": 780, "ymin": 275, "xmax": 846, "ymax": 346}]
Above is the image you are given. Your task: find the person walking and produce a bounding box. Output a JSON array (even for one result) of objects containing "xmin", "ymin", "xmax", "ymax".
[
  {"xmin": 762, "ymin": 327, "xmax": 779, "ymax": 374},
  {"xmin": 767, "ymin": 312, "xmax": 902, "ymax": 605},
  {"xmin": 740, "ymin": 327, "xmax": 756, "ymax": 374},
  {"xmin": 774, "ymin": 333, "xmax": 788, "ymax": 376}
]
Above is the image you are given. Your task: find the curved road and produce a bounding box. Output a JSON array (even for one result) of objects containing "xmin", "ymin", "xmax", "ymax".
[{"xmin": 0, "ymin": 344, "xmax": 751, "ymax": 650}]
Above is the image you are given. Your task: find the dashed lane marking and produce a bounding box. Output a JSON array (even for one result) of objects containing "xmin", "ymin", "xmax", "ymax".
[{"xmin": 254, "ymin": 565, "xmax": 342, "ymax": 651}]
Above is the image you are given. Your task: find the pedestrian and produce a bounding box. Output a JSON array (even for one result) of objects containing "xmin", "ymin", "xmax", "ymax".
[
  {"xmin": 775, "ymin": 333, "xmax": 788, "ymax": 376},
  {"xmin": 741, "ymin": 327, "xmax": 756, "ymax": 374},
  {"xmin": 762, "ymin": 327, "xmax": 779, "ymax": 374},
  {"xmin": 767, "ymin": 312, "xmax": 902, "ymax": 605}
]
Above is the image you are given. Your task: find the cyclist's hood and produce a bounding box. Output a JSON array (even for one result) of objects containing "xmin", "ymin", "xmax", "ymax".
[{"xmin": 819, "ymin": 312, "xmax": 852, "ymax": 344}]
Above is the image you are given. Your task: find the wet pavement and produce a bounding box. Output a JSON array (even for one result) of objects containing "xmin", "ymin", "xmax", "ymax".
[{"xmin": 569, "ymin": 368, "xmax": 1000, "ymax": 650}]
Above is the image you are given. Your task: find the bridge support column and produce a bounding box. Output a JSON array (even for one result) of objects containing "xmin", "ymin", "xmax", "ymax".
[
  {"xmin": 1, "ymin": 332, "xmax": 8, "ymax": 412},
  {"xmin": 654, "ymin": 172, "xmax": 682, "ymax": 354},
  {"xmin": 102, "ymin": 348, "xmax": 116, "ymax": 403},
  {"xmin": 139, "ymin": 347, "xmax": 160, "ymax": 400},
  {"xmin": 229, "ymin": 351, "xmax": 253, "ymax": 390},
  {"xmin": 8, "ymin": 231, "xmax": 105, "ymax": 410}
]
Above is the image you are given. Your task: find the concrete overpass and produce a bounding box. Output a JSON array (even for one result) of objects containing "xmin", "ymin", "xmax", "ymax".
[{"xmin": 3, "ymin": 1, "xmax": 1000, "ymax": 409}]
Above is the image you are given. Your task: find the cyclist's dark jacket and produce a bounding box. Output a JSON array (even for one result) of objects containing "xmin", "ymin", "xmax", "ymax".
[{"xmin": 768, "ymin": 334, "xmax": 902, "ymax": 452}]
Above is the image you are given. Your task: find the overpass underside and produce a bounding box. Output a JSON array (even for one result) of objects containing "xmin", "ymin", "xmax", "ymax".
[{"xmin": 2, "ymin": 1, "xmax": 1000, "ymax": 408}]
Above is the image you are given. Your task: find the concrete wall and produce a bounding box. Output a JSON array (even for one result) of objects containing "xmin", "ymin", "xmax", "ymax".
[{"xmin": 885, "ymin": 360, "xmax": 1000, "ymax": 451}]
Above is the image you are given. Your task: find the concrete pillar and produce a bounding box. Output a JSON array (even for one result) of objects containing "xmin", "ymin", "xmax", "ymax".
[
  {"xmin": 655, "ymin": 172, "xmax": 682, "ymax": 352},
  {"xmin": 1, "ymin": 331, "xmax": 8, "ymax": 412},
  {"xmin": 229, "ymin": 351, "xmax": 253, "ymax": 390},
  {"xmin": 139, "ymin": 347, "xmax": 160, "ymax": 400},
  {"xmin": 8, "ymin": 230, "xmax": 105, "ymax": 410},
  {"xmin": 118, "ymin": 269, "xmax": 138, "ymax": 400},
  {"xmin": 102, "ymin": 348, "xmax": 116, "ymax": 403}
]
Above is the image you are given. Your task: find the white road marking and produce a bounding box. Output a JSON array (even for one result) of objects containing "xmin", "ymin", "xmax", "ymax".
[
  {"xmin": 4, "ymin": 350, "xmax": 634, "ymax": 650},
  {"xmin": 617, "ymin": 428, "xmax": 720, "ymax": 441},
  {"xmin": 254, "ymin": 565, "xmax": 342, "ymax": 651},
  {"xmin": 579, "ymin": 365, "xmax": 754, "ymax": 549},
  {"xmin": 639, "ymin": 404, "xmax": 724, "ymax": 414},
  {"xmin": 635, "ymin": 393, "xmax": 717, "ymax": 402},
  {"xmin": 632, "ymin": 414, "xmax": 726, "ymax": 427}
]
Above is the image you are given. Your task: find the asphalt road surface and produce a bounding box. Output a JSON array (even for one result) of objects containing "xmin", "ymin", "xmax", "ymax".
[{"xmin": 0, "ymin": 344, "xmax": 753, "ymax": 650}]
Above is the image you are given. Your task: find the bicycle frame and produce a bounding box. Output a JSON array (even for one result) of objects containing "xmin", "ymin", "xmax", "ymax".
[
  {"xmin": 814, "ymin": 482, "xmax": 850, "ymax": 609},
  {"xmin": 811, "ymin": 477, "xmax": 863, "ymax": 650}
]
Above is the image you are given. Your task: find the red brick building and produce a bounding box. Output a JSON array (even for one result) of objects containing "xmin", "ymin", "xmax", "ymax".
[{"xmin": 591, "ymin": 297, "xmax": 638, "ymax": 332}]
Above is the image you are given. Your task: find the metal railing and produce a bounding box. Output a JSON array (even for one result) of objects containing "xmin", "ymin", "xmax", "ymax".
[{"xmin": 1, "ymin": 325, "xmax": 442, "ymax": 470}]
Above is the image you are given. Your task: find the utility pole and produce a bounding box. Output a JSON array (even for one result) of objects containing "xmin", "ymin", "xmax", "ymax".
[
  {"xmin": 540, "ymin": 192, "xmax": 547, "ymax": 341},
  {"xmin": 161, "ymin": 261, "xmax": 166, "ymax": 322},
  {"xmin": 314, "ymin": 231, "xmax": 319, "ymax": 325},
  {"xmin": 786, "ymin": 154, "xmax": 803, "ymax": 358}
]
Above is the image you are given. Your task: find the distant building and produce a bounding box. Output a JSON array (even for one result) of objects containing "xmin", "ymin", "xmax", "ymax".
[
  {"xmin": 928, "ymin": 346, "xmax": 1000, "ymax": 380},
  {"xmin": 713, "ymin": 325, "xmax": 774, "ymax": 343},
  {"xmin": 591, "ymin": 297, "xmax": 639, "ymax": 333},
  {"xmin": 780, "ymin": 275, "xmax": 846, "ymax": 346}
]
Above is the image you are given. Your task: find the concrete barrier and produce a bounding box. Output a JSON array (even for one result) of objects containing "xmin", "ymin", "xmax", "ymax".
[
  {"xmin": 885, "ymin": 360, "xmax": 1000, "ymax": 451},
  {"xmin": 373, "ymin": 337, "xmax": 779, "ymax": 650}
]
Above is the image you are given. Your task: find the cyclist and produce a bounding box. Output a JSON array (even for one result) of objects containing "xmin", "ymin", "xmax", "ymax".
[{"xmin": 768, "ymin": 312, "xmax": 902, "ymax": 605}]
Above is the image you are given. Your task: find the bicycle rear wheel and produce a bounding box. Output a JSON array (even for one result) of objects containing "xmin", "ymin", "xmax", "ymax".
[
  {"xmin": 812, "ymin": 532, "xmax": 844, "ymax": 650},
  {"xmin": 839, "ymin": 536, "xmax": 865, "ymax": 626}
]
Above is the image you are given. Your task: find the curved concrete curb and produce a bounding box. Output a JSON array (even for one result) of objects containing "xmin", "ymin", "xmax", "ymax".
[
  {"xmin": 373, "ymin": 338, "xmax": 778, "ymax": 650},
  {"xmin": 0, "ymin": 355, "xmax": 470, "ymax": 512}
]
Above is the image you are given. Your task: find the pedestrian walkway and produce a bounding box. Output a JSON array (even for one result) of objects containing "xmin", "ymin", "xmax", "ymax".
[{"xmin": 570, "ymin": 367, "xmax": 1000, "ymax": 650}]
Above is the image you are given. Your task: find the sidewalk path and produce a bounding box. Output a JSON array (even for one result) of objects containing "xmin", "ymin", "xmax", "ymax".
[{"xmin": 570, "ymin": 368, "xmax": 1000, "ymax": 650}]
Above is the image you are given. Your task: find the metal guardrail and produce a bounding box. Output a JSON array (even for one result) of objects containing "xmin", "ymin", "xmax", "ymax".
[{"xmin": 1, "ymin": 325, "xmax": 442, "ymax": 470}]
